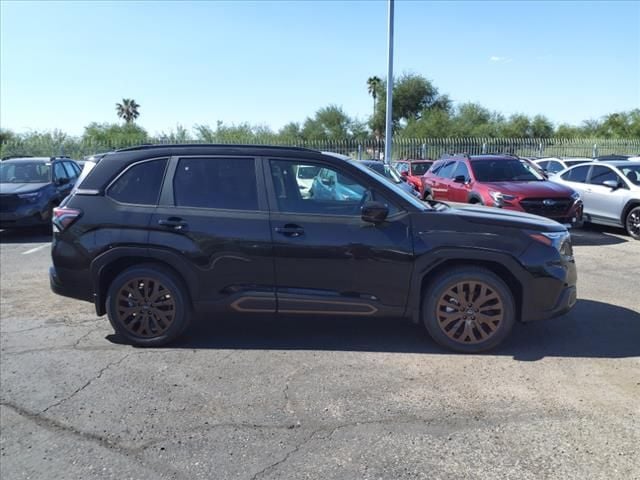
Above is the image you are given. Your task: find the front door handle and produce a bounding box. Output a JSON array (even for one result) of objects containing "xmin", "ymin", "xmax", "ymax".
[
  {"xmin": 275, "ymin": 224, "xmax": 305, "ymax": 237},
  {"xmin": 158, "ymin": 217, "xmax": 188, "ymax": 231}
]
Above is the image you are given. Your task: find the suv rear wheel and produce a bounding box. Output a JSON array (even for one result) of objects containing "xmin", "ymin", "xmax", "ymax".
[
  {"xmin": 422, "ymin": 267, "xmax": 515, "ymax": 353},
  {"xmin": 106, "ymin": 265, "xmax": 191, "ymax": 346},
  {"xmin": 625, "ymin": 206, "xmax": 640, "ymax": 240}
]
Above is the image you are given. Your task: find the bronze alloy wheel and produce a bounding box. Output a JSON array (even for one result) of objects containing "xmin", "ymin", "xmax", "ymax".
[
  {"xmin": 435, "ymin": 281, "xmax": 504, "ymax": 345},
  {"xmin": 116, "ymin": 277, "xmax": 176, "ymax": 338}
]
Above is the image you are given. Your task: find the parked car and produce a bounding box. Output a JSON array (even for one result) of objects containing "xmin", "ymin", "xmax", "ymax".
[
  {"xmin": 533, "ymin": 157, "xmax": 592, "ymax": 175},
  {"xmin": 0, "ymin": 156, "xmax": 81, "ymax": 229},
  {"xmin": 391, "ymin": 160, "xmax": 434, "ymax": 192},
  {"xmin": 550, "ymin": 161, "xmax": 640, "ymax": 239},
  {"xmin": 595, "ymin": 154, "xmax": 638, "ymax": 162},
  {"xmin": 421, "ymin": 154, "xmax": 583, "ymax": 226},
  {"xmin": 50, "ymin": 144, "xmax": 577, "ymax": 353},
  {"xmin": 356, "ymin": 160, "xmax": 420, "ymax": 197}
]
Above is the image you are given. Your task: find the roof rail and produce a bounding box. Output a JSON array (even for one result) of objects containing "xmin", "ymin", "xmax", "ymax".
[
  {"xmin": 439, "ymin": 152, "xmax": 470, "ymax": 160},
  {"xmin": 115, "ymin": 143, "xmax": 319, "ymax": 153},
  {"xmin": 1, "ymin": 155, "xmax": 33, "ymax": 160},
  {"xmin": 50, "ymin": 155, "xmax": 71, "ymax": 160}
]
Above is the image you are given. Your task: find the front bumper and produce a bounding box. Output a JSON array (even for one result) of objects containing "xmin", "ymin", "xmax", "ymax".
[{"xmin": 0, "ymin": 207, "xmax": 49, "ymax": 228}]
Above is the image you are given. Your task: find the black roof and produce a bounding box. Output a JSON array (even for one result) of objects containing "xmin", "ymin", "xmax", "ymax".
[{"xmin": 79, "ymin": 144, "xmax": 336, "ymax": 191}]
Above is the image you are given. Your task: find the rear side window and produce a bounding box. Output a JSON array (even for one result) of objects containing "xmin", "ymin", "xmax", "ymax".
[
  {"xmin": 108, "ymin": 159, "xmax": 167, "ymax": 205},
  {"xmin": 561, "ymin": 165, "xmax": 589, "ymax": 183},
  {"xmin": 173, "ymin": 157, "xmax": 258, "ymax": 210}
]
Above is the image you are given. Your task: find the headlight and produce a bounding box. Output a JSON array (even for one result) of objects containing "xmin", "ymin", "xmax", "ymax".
[
  {"xmin": 17, "ymin": 191, "xmax": 43, "ymax": 203},
  {"xmin": 571, "ymin": 191, "xmax": 580, "ymax": 201},
  {"xmin": 527, "ymin": 230, "xmax": 572, "ymax": 255},
  {"xmin": 488, "ymin": 190, "xmax": 517, "ymax": 206}
]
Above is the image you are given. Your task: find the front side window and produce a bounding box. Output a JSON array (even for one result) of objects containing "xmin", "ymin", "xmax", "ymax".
[
  {"xmin": 589, "ymin": 166, "xmax": 621, "ymax": 186},
  {"xmin": 561, "ymin": 165, "xmax": 589, "ymax": 183},
  {"xmin": 54, "ymin": 162, "xmax": 69, "ymax": 181},
  {"xmin": 451, "ymin": 161, "xmax": 470, "ymax": 181},
  {"xmin": 173, "ymin": 157, "xmax": 258, "ymax": 210},
  {"xmin": 546, "ymin": 161, "xmax": 564, "ymax": 174},
  {"xmin": 436, "ymin": 161, "xmax": 456, "ymax": 179},
  {"xmin": 270, "ymin": 160, "xmax": 375, "ymax": 215},
  {"xmin": 108, "ymin": 158, "xmax": 167, "ymax": 205}
]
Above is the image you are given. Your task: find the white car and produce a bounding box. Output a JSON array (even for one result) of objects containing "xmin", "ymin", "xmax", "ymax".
[
  {"xmin": 534, "ymin": 157, "xmax": 592, "ymax": 175},
  {"xmin": 550, "ymin": 161, "xmax": 640, "ymax": 239}
]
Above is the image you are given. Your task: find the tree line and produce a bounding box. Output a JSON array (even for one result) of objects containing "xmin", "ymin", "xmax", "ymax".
[{"xmin": 1, "ymin": 73, "xmax": 638, "ymax": 158}]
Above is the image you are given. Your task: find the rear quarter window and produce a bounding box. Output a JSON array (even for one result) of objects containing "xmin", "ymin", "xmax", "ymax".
[{"xmin": 107, "ymin": 158, "xmax": 168, "ymax": 205}]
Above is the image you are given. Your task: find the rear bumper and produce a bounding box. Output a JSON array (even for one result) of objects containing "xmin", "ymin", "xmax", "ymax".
[{"xmin": 49, "ymin": 265, "xmax": 93, "ymax": 303}]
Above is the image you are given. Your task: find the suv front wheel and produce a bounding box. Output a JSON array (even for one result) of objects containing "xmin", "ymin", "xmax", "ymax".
[
  {"xmin": 422, "ymin": 267, "xmax": 515, "ymax": 353},
  {"xmin": 106, "ymin": 265, "xmax": 191, "ymax": 346}
]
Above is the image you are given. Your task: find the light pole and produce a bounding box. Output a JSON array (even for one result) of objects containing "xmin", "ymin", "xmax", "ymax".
[{"xmin": 384, "ymin": 0, "xmax": 394, "ymax": 164}]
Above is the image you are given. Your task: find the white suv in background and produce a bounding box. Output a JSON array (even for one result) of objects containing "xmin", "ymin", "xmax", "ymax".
[{"xmin": 550, "ymin": 161, "xmax": 640, "ymax": 239}]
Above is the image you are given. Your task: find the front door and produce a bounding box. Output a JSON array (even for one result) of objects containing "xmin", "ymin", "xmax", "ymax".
[
  {"xmin": 585, "ymin": 165, "xmax": 627, "ymax": 224},
  {"xmin": 265, "ymin": 158, "xmax": 414, "ymax": 317},
  {"xmin": 447, "ymin": 161, "xmax": 473, "ymax": 203}
]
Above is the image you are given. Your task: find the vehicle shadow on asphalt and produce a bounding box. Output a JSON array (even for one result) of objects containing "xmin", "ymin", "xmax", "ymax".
[
  {"xmin": 0, "ymin": 228, "xmax": 52, "ymax": 244},
  {"xmin": 152, "ymin": 299, "xmax": 639, "ymax": 360},
  {"xmin": 570, "ymin": 225, "xmax": 629, "ymax": 246}
]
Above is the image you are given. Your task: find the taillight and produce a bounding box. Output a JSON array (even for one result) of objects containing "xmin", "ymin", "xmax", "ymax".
[{"xmin": 52, "ymin": 206, "xmax": 82, "ymax": 232}]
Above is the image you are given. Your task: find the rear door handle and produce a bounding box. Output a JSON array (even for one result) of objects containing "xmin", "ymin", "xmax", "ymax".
[
  {"xmin": 275, "ymin": 224, "xmax": 305, "ymax": 237},
  {"xmin": 158, "ymin": 217, "xmax": 188, "ymax": 231}
]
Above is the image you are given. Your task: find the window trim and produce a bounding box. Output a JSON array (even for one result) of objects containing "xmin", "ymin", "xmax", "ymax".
[
  {"xmin": 159, "ymin": 155, "xmax": 267, "ymax": 213},
  {"xmin": 264, "ymin": 157, "xmax": 406, "ymax": 218},
  {"xmin": 105, "ymin": 157, "xmax": 170, "ymax": 207}
]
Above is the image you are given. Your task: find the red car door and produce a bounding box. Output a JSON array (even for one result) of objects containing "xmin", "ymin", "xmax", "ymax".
[
  {"xmin": 431, "ymin": 161, "xmax": 456, "ymax": 200},
  {"xmin": 447, "ymin": 161, "xmax": 473, "ymax": 203}
]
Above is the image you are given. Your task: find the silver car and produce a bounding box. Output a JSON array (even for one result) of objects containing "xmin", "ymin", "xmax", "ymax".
[{"xmin": 550, "ymin": 161, "xmax": 640, "ymax": 239}]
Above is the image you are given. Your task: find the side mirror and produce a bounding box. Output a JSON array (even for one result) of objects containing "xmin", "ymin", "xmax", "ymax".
[
  {"xmin": 56, "ymin": 177, "xmax": 70, "ymax": 186},
  {"xmin": 602, "ymin": 180, "xmax": 619, "ymax": 190},
  {"xmin": 361, "ymin": 201, "xmax": 389, "ymax": 224},
  {"xmin": 453, "ymin": 175, "xmax": 467, "ymax": 184},
  {"xmin": 400, "ymin": 170, "xmax": 408, "ymax": 177}
]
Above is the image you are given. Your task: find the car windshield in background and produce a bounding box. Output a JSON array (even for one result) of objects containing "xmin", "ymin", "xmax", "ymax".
[
  {"xmin": 367, "ymin": 162, "xmax": 403, "ymax": 183},
  {"xmin": 410, "ymin": 162, "xmax": 432, "ymax": 175},
  {"xmin": 620, "ymin": 165, "xmax": 640, "ymax": 185},
  {"xmin": 0, "ymin": 161, "xmax": 51, "ymax": 183},
  {"xmin": 471, "ymin": 159, "xmax": 545, "ymax": 182},
  {"xmin": 296, "ymin": 165, "xmax": 320, "ymax": 179}
]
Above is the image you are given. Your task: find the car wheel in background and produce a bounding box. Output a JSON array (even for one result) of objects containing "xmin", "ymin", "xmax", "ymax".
[
  {"xmin": 625, "ymin": 206, "xmax": 640, "ymax": 240},
  {"xmin": 422, "ymin": 267, "xmax": 515, "ymax": 353},
  {"xmin": 106, "ymin": 265, "xmax": 191, "ymax": 346}
]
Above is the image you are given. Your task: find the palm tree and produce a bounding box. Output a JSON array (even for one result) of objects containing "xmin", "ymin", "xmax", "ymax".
[
  {"xmin": 367, "ymin": 76, "xmax": 382, "ymax": 119},
  {"xmin": 115, "ymin": 98, "xmax": 141, "ymax": 124}
]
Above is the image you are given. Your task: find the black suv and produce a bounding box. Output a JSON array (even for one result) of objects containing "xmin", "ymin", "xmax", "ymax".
[
  {"xmin": 50, "ymin": 145, "xmax": 577, "ymax": 352},
  {"xmin": 0, "ymin": 156, "xmax": 81, "ymax": 229}
]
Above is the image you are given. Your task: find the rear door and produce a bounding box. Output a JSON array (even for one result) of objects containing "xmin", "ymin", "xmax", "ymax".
[
  {"xmin": 585, "ymin": 165, "xmax": 627, "ymax": 224},
  {"xmin": 149, "ymin": 156, "xmax": 275, "ymax": 312},
  {"xmin": 265, "ymin": 157, "xmax": 414, "ymax": 316}
]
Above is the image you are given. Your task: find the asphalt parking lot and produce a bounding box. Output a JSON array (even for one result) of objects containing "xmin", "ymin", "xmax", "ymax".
[{"xmin": 1, "ymin": 225, "xmax": 638, "ymax": 480}]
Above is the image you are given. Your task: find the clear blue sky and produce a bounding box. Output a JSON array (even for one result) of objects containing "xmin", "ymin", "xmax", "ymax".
[{"xmin": 1, "ymin": 0, "xmax": 639, "ymax": 136}]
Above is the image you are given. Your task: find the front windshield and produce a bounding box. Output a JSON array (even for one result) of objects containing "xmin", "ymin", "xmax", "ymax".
[
  {"xmin": 0, "ymin": 161, "xmax": 51, "ymax": 183},
  {"xmin": 410, "ymin": 162, "xmax": 432, "ymax": 176},
  {"xmin": 619, "ymin": 165, "xmax": 640, "ymax": 186},
  {"xmin": 471, "ymin": 159, "xmax": 544, "ymax": 182},
  {"xmin": 350, "ymin": 161, "xmax": 430, "ymax": 211}
]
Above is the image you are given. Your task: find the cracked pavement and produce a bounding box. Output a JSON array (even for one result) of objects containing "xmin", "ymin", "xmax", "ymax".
[{"xmin": 1, "ymin": 226, "xmax": 639, "ymax": 479}]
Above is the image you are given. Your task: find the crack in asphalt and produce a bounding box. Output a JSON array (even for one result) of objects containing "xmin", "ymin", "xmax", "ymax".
[
  {"xmin": 40, "ymin": 353, "xmax": 132, "ymax": 414},
  {"xmin": 0, "ymin": 400, "xmax": 190, "ymax": 480}
]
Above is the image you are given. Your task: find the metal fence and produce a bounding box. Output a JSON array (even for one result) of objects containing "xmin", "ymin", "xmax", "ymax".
[{"xmin": 2, "ymin": 137, "xmax": 639, "ymax": 160}]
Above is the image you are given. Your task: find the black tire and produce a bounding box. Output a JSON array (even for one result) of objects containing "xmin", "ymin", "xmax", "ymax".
[
  {"xmin": 625, "ymin": 206, "xmax": 640, "ymax": 240},
  {"xmin": 106, "ymin": 264, "xmax": 191, "ymax": 347},
  {"xmin": 422, "ymin": 267, "xmax": 515, "ymax": 353}
]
